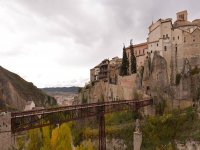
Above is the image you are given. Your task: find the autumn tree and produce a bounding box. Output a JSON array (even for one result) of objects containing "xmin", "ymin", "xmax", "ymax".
[
  {"xmin": 51, "ymin": 123, "xmax": 73, "ymax": 150},
  {"xmin": 41, "ymin": 126, "xmax": 52, "ymax": 150},
  {"xmin": 27, "ymin": 128, "xmax": 43, "ymax": 150}
]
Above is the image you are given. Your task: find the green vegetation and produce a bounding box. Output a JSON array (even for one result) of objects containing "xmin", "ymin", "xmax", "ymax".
[
  {"xmin": 76, "ymin": 140, "xmax": 95, "ymax": 150},
  {"xmin": 130, "ymin": 44, "xmax": 137, "ymax": 74},
  {"xmin": 176, "ymin": 73, "xmax": 181, "ymax": 85},
  {"xmin": 142, "ymin": 107, "xmax": 200, "ymax": 149},
  {"xmin": 155, "ymin": 100, "xmax": 166, "ymax": 115},
  {"xmin": 120, "ymin": 45, "xmax": 129, "ymax": 76},
  {"xmin": 17, "ymin": 123, "xmax": 73, "ymax": 150},
  {"xmin": 191, "ymin": 66, "xmax": 200, "ymax": 75},
  {"xmin": 17, "ymin": 107, "xmax": 200, "ymax": 150},
  {"xmin": 78, "ymin": 87, "xmax": 82, "ymax": 93},
  {"xmin": 71, "ymin": 111, "xmax": 139, "ymax": 149},
  {"xmin": 82, "ymin": 96, "xmax": 88, "ymax": 104}
]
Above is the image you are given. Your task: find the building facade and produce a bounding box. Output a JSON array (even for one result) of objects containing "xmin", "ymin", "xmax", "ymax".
[
  {"xmin": 125, "ymin": 42, "xmax": 148, "ymax": 73},
  {"xmin": 90, "ymin": 57, "xmax": 122, "ymax": 84},
  {"xmin": 147, "ymin": 10, "xmax": 200, "ymax": 84},
  {"xmin": 90, "ymin": 10, "xmax": 200, "ymax": 87}
]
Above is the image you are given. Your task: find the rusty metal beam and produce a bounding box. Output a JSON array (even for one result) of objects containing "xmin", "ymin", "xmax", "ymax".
[{"xmin": 11, "ymin": 99, "xmax": 153, "ymax": 133}]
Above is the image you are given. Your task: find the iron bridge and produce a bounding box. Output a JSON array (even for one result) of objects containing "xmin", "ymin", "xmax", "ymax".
[{"xmin": 11, "ymin": 98, "xmax": 153, "ymax": 150}]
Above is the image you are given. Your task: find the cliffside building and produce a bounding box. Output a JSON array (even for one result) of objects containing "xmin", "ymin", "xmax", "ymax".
[
  {"xmin": 90, "ymin": 57, "xmax": 122, "ymax": 84},
  {"xmin": 147, "ymin": 10, "xmax": 200, "ymax": 84},
  {"xmin": 90, "ymin": 10, "xmax": 200, "ymax": 92},
  {"xmin": 24, "ymin": 101, "xmax": 35, "ymax": 111},
  {"xmin": 125, "ymin": 42, "xmax": 148, "ymax": 73}
]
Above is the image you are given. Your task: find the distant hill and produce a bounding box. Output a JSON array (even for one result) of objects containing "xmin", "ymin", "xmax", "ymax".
[
  {"xmin": 0, "ymin": 66, "xmax": 57, "ymax": 111},
  {"xmin": 41, "ymin": 87, "xmax": 80, "ymax": 93}
]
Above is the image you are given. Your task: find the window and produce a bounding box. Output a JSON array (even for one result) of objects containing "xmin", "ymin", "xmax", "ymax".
[
  {"xmin": 151, "ymin": 50, "xmax": 153, "ymax": 53},
  {"xmin": 143, "ymin": 49, "xmax": 145, "ymax": 54},
  {"xmin": 163, "ymin": 35, "xmax": 165, "ymax": 38},
  {"xmin": 166, "ymin": 34, "xmax": 168, "ymax": 38},
  {"xmin": 184, "ymin": 37, "xmax": 186, "ymax": 43},
  {"xmin": 175, "ymin": 47, "xmax": 177, "ymax": 53},
  {"xmin": 178, "ymin": 36, "xmax": 179, "ymax": 40},
  {"xmin": 164, "ymin": 46, "xmax": 167, "ymax": 51},
  {"xmin": 157, "ymin": 43, "xmax": 158, "ymax": 46},
  {"xmin": 193, "ymin": 39, "xmax": 195, "ymax": 42}
]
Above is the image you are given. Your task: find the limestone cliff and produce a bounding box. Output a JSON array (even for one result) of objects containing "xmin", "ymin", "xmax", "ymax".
[
  {"xmin": 0, "ymin": 66, "xmax": 57, "ymax": 111},
  {"xmin": 79, "ymin": 74, "xmax": 147, "ymax": 103}
]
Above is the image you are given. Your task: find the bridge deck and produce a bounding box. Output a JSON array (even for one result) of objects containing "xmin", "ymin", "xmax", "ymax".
[{"xmin": 11, "ymin": 99, "xmax": 153, "ymax": 133}]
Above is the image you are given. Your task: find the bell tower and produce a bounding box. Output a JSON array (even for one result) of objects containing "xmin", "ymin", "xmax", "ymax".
[{"xmin": 176, "ymin": 10, "xmax": 188, "ymax": 21}]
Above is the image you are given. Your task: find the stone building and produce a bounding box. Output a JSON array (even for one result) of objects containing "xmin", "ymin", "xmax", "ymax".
[
  {"xmin": 99, "ymin": 59, "xmax": 110, "ymax": 82},
  {"xmin": 109, "ymin": 57, "xmax": 122, "ymax": 84},
  {"xmin": 147, "ymin": 10, "xmax": 200, "ymax": 85},
  {"xmin": 0, "ymin": 112, "xmax": 12, "ymax": 150},
  {"xmin": 24, "ymin": 101, "xmax": 35, "ymax": 111},
  {"xmin": 125, "ymin": 42, "xmax": 148, "ymax": 72},
  {"xmin": 90, "ymin": 65, "xmax": 100, "ymax": 82},
  {"xmin": 90, "ymin": 57, "xmax": 122, "ymax": 84}
]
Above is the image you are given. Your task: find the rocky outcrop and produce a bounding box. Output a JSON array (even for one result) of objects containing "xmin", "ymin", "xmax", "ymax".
[
  {"xmin": 176, "ymin": 59, "xmax": 192, "ymax": 100},
  {"xmin": 79, "ymin": 74, "xmax": 141, "ymax": 103},
  {"xmin": 0, "ymin": 66, "xmax": 57, "ymax": 111},
  {"xmin": 143, "ymin": 54, "xmax": 151, "ymax": 81},
  {"xmin": 149, "ymin": 51, "xmax": 169, "ymax": 90}
]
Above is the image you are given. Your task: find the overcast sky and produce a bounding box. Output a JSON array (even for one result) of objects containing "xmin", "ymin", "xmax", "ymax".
[{"xmin": 0, "ymin": 0, "xmax": 199, "ymax": 88}]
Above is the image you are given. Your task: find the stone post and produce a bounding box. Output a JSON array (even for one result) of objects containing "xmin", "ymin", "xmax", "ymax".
[
  {"xmin": 0, "ymin": 112, "xmax": 12, "ymax": 150},
  {"xmin": 133, "ymin": 119, "xmax": 142, "ymax": 150}
]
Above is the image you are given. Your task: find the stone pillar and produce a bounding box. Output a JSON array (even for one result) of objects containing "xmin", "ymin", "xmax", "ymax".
[
  {"xmin": 0, "ymin": 112, "xmax": 12, "ymax": 150},
  {"xmin": 134, "ymin": 119, "xmax": 142, "ymax": 150}
]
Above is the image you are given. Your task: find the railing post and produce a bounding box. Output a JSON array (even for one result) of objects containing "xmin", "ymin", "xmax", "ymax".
[{"xmin": 99, "ymin": 105, "xmax": 106, "ymax": 150}]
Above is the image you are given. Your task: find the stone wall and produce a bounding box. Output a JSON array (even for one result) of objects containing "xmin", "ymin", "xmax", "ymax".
[
  {"xmin": 0, "ymin": 112, "xmax": 12, "ymax": 150},
  {"xmin": 176, "ymin": 140, "xmax": 200, "ymax": 150},
  {"xmin": 79, "ymin": 74, "xmax": 138, "ymax": 103}
]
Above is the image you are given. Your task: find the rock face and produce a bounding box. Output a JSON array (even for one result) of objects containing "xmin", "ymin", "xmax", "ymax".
[
  {"xmin": 0, "ymin": 66, "xmax": 57, "ymax": 111},
  {"xmin": 79, "ymin": 74, "xmax": 141, "ymax": 103},
  {"xmin": 0, "ymin": 112, "xmax": 12, "ymax": 150},
  {"xmin": 176, "ymin": 59, "xmax": 192, "ymax": 100},
  {"xmin": 149, "ymin": 51, "xmax": 169, "ymax": 90}
]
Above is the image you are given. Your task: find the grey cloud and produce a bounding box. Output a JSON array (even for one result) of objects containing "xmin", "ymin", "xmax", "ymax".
[{"xmin": 1, "ymin": 0, "xmax": 200, "ymax": 87}]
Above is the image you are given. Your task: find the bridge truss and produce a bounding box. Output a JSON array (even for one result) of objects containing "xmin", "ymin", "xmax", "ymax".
[{"xmin": 11, "ymin": 99, "xmax": 153, "ymax": 150}]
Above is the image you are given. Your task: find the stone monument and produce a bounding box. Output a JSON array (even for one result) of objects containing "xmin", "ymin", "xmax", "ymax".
[{"xmin": 134, "ymin": 119, "xmax": 142, "ymax": 150}]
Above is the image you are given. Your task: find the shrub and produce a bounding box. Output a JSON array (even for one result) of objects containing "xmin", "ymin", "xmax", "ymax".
[
  {"xmin": 176, "ymin": 73, "xmax": 181, "ymax": 85},
  {"xmin": 191, "ymin": 66, "xmax": 200, "ymax": 75},
  {"xmin": 78, "ymin": 87, "xmax": 82, "ymax": 93}
]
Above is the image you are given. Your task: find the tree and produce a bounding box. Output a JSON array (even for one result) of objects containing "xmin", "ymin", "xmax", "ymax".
[
  {"xmin": 41, "ymin": 126, "xmax": 52, "ymax": 150},
  {"xmin": 51, "ymin": 123, "xmax": 73, "ymax": 150},
  {"xmin": 130, "ymin": 44, "xmax": 137, "ymax": 74},
  {"xmin": 27, "ymin": 128, "xmax": 43, "ymax": 150},
  {"xmin": 120, "ymin": 45, "xmax": 129, "ymax": 76}
]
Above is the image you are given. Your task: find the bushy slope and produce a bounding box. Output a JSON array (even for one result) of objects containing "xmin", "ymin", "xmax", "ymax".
[
  {"xmin": 0, "ymin": 66, "xmax": 57, "ymax": 111},
  {"xmin": 42, "ymin": 87, "xmax": 80, "ymax": 93}
]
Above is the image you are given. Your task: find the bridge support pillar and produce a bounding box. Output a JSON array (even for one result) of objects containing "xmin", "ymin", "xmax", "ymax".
[
  {"xmin": 99, "ymin": 112, "xmax": 106, "ymax": 150},
  {"xmin": 133, "ymin": 119, "xmax": 142, "ymax": 150}
]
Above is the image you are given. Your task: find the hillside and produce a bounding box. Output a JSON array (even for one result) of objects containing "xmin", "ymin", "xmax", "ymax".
[
  {"xmin": 0, "ymin": 66, "xmax": 57, "ymax": 111},
  {"xmin": 41, "ymin": 87, "xmax": 80, "ymax": 93}
]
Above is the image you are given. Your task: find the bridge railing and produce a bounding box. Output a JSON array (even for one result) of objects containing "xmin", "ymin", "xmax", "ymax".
[{"xmin": 11, "ymin": 99, "xmax": 153, "ymax": 133}]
